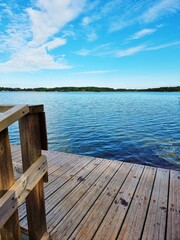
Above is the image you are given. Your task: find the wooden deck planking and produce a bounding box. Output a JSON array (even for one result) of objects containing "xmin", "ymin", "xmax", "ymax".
[
  {"xmin": 167, "ymin": 170, "xmax": 180, "ymax": 239},
  {"xmin": 18, "ymin": 154, "xmax": 97, "ymax": 221},
  {"xmin": 5, "ymin": 145, "xmax": 180, "ymax": 240},
  {"xmin": 142, "ymin": 168, "xmax": 169, "ymax": 240},
  {"xmin": 46, "ymin": 158, "xmax": 113, "ymax": 233},
  {"xmin": 68, "ymin": 162, "xmax": 133, "ymax": 240},
  {"xmin": 50, "ymin": 161, "xmax": 124, "ymax": 239},
  {"xmin": 117, "ymin": 166, "xmax": 157, "ymax": 240},
  {"xmin": 93, "ymin": 164, "xmax": 144, "ymax": 240}
]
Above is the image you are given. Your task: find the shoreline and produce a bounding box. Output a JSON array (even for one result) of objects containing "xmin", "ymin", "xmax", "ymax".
[{"xmin": 0, "ymin": 86, "xmax": 180, "ymax": 92}]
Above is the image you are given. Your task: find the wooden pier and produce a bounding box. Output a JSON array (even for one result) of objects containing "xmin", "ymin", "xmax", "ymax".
[
  {"xmin": 0, "ymin": 104, "xmax": 179, "ymax": 240},
  {"xmin": 12, "ymin": 145, "xmax": 179, "ymax": 240}
]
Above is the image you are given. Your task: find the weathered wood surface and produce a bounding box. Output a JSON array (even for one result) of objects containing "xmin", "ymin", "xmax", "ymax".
[
  {"xmin": 0, "ymin": 155, "xmax": 47, "ymax": 229},
  {"xmin": 0, "ymin": 131, "xmax": 20, "ymax": 239},
  {"xmin": 19, "ymin": 112, "xmax": 48, "ymax": 239},
  {"xmin": 10, "ymin": 146, "xmax": 180, "ymax": 240},
  {"xmin": 0, "ymin": 105, "xmax": 29, "ymax": 132}
]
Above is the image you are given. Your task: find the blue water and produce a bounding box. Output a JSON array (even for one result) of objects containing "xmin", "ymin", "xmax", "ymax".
[{"xmin": 0, "ymin": 91, "xmax": 179, "ymax": 169}]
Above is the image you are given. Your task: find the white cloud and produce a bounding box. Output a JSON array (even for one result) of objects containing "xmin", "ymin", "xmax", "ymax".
[
  {"xmin": 87, "ymin": 31, "xmax": 97, "ymax": 42},
  {"xmin": 107, "ymin": 0, "xmax": 180, "ymax": 32},
  {"xmin": 28, "ymin": 0, "xmax": 86, "ymax": 46},
  {"xmin": 0, "ymin": 7, "xmax": 31, "ymax": 53},
  {"xmin": 75, "ymin": 43, "xmax": 112, "ymax": 56},
  {"xmin": 0, "ymin": 0, "xmax": 86, "ymax": 72},
  {"xmin": 108, "ymin": 0, "xmax": 145, "ymax": 32},
  {"xmin": 41, "ymin": 38, "xmax": 66, "ymax": 51},
  {"xmin": 116, "ymin": 41, "xmax": 180, "ymax": 58},
  {"xmin": 146, "ymin": 41, "xmax": 180, "ymax": 51},
  {"xmin": 82, "ymin": 16, "xmax": 91, "ymax": 26},
  {"xmin": 129, "ymin": 28, "xmax": 156, "ymax": 40},
  {"xmin": 116, "ymin": 46, "xmax": 146, "ymax": 57},
  {"xmin": 141, "ymin": 0, "xmax": 180, "ymax": 23},
  {"xmin": 75, "ymin": 49, "xmax": 91, "ymax": 56},
  {"xmin": 0, "ymin": 45, "xmax": 71, "ymax": 72}
]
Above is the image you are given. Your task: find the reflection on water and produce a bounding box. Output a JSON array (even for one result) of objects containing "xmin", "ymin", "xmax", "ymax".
[{"xmin": 1, "ymin": 91, "xmax": 180, "ymax": 170}]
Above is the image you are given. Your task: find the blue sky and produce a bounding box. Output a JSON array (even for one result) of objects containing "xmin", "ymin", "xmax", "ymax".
[{"xmin": 0, "ymin": 0, "xmax": 180, "ymax": 89}]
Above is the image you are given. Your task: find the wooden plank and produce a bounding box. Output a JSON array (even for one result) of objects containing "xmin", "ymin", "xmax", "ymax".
[
  {"xmin": 0, "ymin": 104, "xmax": 44, "ymax": 115},
  {"xmin": 20, "ymin": 158, "xmax": 113, "ymax": 230},
  {"xmin": 93, "ymin": 164, "xmax": 144, "ymax": 240},
  {"xmin": 18, "ymin": 155, "xmax": 96, "ymax": 221},
  {"xmin": 9, "ymin": 146, "xmax": 179, "ymax": 240},
  {"xmin": 19, "ymin": 113, "xmax": 48, "ymax": 240},
  {"xmin": 0, "ymin": 105, "xmax": 29, "ymax": 132},
  {"xmin": 45, "ymin": 156, "xmax": 96, "ymax": 198},
  {"xmin": 19, "ymin": 156, "xmax": 103, "ymax": 226},
  {"xmin": 45, "ymin": 158, "xmax": 112, "ymax": 231},
  {"xmin": 40, "ymin": 232, "xmax": 50, "ymax": 240},
  {"xmin": 166, "ymin": 170, "xmax": 180, "ymax": 240},
  {"xmin": 142, "ymin": 168, "xmax": 169, "ymax": 240},
  {"xmin": 0, "ymin": 156, "xmax": 47, "ymax": 229},
  {"xmin": 69, "ymin": 162, "xmax": 133, "ymax": 240},
  {"xmin": 50, "ymin": 161, "xmax": 124, "ymax": 239},
  {"xmin": 0, "ymin": 128, "xmax": 20, "ymax": 239},
  {"xmin": 117, "ymin": 166, "xmax": 156, "ymax": 240}
]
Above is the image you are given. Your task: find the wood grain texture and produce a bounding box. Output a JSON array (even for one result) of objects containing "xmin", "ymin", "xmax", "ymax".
[
  {"xmin": 142, "ymin": 168, "xmax": 169, "ymax": 240},
  {"xmin": 166, "ymin": 170, "xmax": 180, "ymax": 240},
  {"xmin": 10, "ymin": 146, "xmax": 180, "ymax": 240},
  {"xmin": 0, "ymin": 129, "xmax": 20, "ymax": 240},
  {"xmin": 0, "ymin": 156, "xmax": 47, "ymax": 229},
  {"xmin": 93, "ymin": 164, "xmax": 144, "ymax": 240},
  {"xmin": 19, "ymin": 113, "xmax": 48, "ymax": 240},
  {"xmin": 0, "ymin": 105, "xmax": 29, "ymax": 132},
  {"xmin": 117, "ymin": 166, "xmax": 157, "ymax": 240},
  {"xmin": 69, "ymin": 162, "xmax": 133, "ymax": 240}
]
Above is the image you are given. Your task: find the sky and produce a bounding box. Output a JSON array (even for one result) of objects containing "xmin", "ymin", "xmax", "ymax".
[{"xmin": 0, "ymin": 0, "xmax": 180, "ymax": 89}]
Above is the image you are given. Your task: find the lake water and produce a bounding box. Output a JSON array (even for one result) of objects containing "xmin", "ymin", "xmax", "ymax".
[{"xmin": 0, "ymin": 91, "xmax": 179, "ymax": 170}]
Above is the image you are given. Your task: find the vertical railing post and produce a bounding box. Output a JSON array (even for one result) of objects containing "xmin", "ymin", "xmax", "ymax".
[
  {"xmin": 19, "ymin": 107, "xmax": 48, "ymax": 239},
  {"xmin": 0, "ymin": 128, "xmax": 20, "ymax": 240}
]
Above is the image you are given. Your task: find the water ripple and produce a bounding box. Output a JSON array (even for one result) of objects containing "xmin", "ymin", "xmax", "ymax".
[{"xmin": 0, "ymin": 92, "xmax": 179, "ymax": 170}]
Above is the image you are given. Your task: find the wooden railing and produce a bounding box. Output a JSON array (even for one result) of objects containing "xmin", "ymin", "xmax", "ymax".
[{"xmin": 0, "ymin": 105, "xmax": 49, "ymax": 240}]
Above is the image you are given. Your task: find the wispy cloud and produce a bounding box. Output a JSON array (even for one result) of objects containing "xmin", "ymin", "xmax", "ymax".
[
  {"xmin": 141, "ymin": 0, "xmax": 180, "ymax": 23},
  {"xmin": 0, "ymin": 0, "xmax": 86, "ymax": 72},
  {"xmin": 0, "ymin": 5, "xmax": 31, "ymax": 53},
  {"xmin": 75, "ymin": 43, "xmax": 112, "ymax": 56},
  {"xmin": 35, "ymin": 38, "xmax": 66, "ymax": 51},
  {"xmin": 87, "ymin": 31, "xmax": 98, "ymax": 42},
  {"xmin": 107, "ymin": 0, "xmax": 180, "ymax": 32},
  {"xmin": 116, "ymin": 41, "xmax": 180, "ymax": 58},
  {"xmin": 81, "ymin": 16, "xmax": 91, "ymax": 26},
  {"xmin": 71, "ymin": 70, "xmax": 118, "ymax": 75},
  {"xmin": 75, "ymin": 49, "xmax": 91, "ymax": 56},
  {"xmin": 146, "ymin": 41, "xmax": 180, "ymax": 51},
  {"xmin": 128, "ymin": 28, "xmax": 157, "ymax": 40},
  {"xmin": 116, "ymin": 45, "xmax": 146, "ymax": 57},
  {"xmin": 27, "ymin": 0, "xmax": 86, "ymax": 47},
  {"xmin": 0, "ymin": 45, "xmax": 71, "ymax": 72},
  {"xmin": 76, "ymin": 40, "xmax": 180, "ymax": 59}
]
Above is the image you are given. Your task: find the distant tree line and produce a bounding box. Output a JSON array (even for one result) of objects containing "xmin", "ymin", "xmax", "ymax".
[
  {"xmin": 137, "ymin": 86, "xmax": 180, "ymax": 92},
  {"xmin": 0, "ymin": 86, "xmax": 180, "ymax": 92}
]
